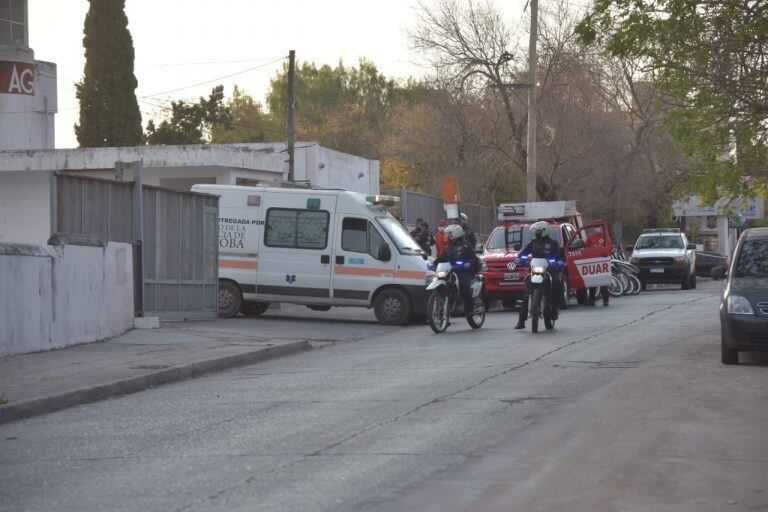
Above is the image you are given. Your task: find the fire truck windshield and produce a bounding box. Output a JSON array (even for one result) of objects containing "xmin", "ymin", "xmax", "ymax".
[{"xmin": 486, "ymin": 226, "xmax": 560, "ymax": 250}]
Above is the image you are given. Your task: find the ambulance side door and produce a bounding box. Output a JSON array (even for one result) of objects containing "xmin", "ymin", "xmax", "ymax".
[
  {"xmin": 218, "ymin": 191, "xmax": 262, "ymax": 298},
  {"xmin": 332, "ymin": 216, "xmax": 395, "ymax": 305},
  {"xmin": 566, "ymin": 222, "xmax": 613, "ymax": 289},
  {"xmin": 256, "ymin": 193, "xmax": 336, "ymax": 303}
]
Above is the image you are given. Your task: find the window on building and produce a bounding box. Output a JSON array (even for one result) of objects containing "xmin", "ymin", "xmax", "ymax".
[
  {"xmin": 0, "ymin": 0, "xmax": 26, "ymax": 45},
  {"xmin": 265, "ymin": 208, "xmax": 329, "ymax": 249}
]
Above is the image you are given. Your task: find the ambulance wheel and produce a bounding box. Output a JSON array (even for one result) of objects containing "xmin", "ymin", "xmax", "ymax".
[
  {"xmin": 241, "ymin": 301, "xmax": 269, "ymax": 317},
  {"xmin": 374, "ymin": 288, "xmax": 412, "ymax": 326},
  {"xmin": 218, "ymin": 281, "xmax": 242, "ymax": 318}
]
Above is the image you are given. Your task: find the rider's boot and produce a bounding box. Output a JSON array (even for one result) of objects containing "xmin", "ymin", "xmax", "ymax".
[{"xmin": 514, "ymin": 320, "xmax": 525, "ymax": 329}]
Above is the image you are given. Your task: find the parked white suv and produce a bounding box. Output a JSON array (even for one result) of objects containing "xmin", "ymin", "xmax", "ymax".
[{"xmin": 629, "ymin": 229, "xmax": 697, "ymax": 290}]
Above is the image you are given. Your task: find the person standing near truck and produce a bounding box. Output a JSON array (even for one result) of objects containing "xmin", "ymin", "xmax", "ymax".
[
  {"xmin": 411, "ymin": 218, "xmax": 435, "ymax": 255},
  {"xmin": 435, "ymin": 219, "xmax": 448, "ymax": 255}
]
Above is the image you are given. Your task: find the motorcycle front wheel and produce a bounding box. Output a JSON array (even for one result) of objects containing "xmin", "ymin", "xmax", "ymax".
[
  {"xmin": 427, "ymin": 291, "xmax": 450, "ymax": 333},
  {"xmin": 531, "ymin": 288, "xmax": 542, "ymax": 333},
  {"xmin": 466, "ymin": 297, "xmax": 486, "ymax": 329}
]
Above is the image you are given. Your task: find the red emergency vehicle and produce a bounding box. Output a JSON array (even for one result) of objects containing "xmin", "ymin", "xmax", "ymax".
[{"xmin": 480, "ymin": 201, "xmax": 614, "ymax": 307}]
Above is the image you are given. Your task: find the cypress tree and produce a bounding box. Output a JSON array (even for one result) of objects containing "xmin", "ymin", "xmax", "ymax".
[{"xmin": 75, "ymin": 0, "xmax": 142, "ymax": 147}]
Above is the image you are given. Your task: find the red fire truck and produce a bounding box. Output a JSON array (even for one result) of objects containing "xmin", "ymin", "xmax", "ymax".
[{"xmin": 480, "ymin": 201, "xmax": 614, "ymax": 307}]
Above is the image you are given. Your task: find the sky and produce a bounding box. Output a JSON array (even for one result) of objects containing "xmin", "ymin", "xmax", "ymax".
[{"xmin": 27, "ymin": 0, "xmax": 540, "ymax": 149}]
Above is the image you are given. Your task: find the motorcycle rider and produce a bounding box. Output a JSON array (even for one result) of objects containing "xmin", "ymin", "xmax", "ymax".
[
  {"xmin": 434, "ymin": 224, "xmax": 481, "ymax": 312},
  {"xmin": 452, "ymin": 213, "xmax": 477, "ymax": 250},
  {"xmin": 514, "ymin": 221, "xmax": 564, "ymax": 330}
]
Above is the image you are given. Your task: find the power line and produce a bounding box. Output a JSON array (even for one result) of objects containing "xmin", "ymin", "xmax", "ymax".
[{"xmin": 139, "ymin": 56, "xmax": 286, "ymax": 99}]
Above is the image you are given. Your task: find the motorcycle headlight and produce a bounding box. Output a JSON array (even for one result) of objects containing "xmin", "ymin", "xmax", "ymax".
[
  {"xmin": 532, "ymin": 266, "xmax": 545, "ymax": 274},
  {"xmin": 437, "ymin": 271, "xmax": 448, "ymax": 279},
  {"xmin": 727, "ymin": 295, "xmax": 754, "ymax": 315}
]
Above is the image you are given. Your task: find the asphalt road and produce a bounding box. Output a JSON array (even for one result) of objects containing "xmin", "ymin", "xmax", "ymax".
[{"xmin": 2, "ymin": 281, "xmax": 767, "ymax": 512}]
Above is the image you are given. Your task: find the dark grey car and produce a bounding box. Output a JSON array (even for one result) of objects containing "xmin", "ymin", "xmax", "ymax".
[{"xmin": 713, "ymin": 228, "xmax": 768, "ymax": 364}]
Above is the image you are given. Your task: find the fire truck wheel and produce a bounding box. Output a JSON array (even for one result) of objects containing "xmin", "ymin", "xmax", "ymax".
[
  {"xmin": 218, "ymin": 281, "xmax": 242, "ymax": 318},
  {"xmin": 374, "ymin": 288, "xmax": 412, "ymax": 325}
]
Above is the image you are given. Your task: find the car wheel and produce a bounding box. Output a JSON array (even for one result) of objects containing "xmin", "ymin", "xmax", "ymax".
[
  {"xmin": 681, "ymin": 272, "xmax": 691, "ymax": 290},
  {"xmin": 218, "ymin": 281, "xmax": 242, "ymax": 318},
  {"xmin": 241, "ymin": 301, "xmax": 270, "ymax": 317},
  {"xmin": 721, "ymin": 341, "xmax": 738, "ymax": 364},
  {"xmin": 374, "ymin": 288, "xmax": 412, "ymax": 325}
]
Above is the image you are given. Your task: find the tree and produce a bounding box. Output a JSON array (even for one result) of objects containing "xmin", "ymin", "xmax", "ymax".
[
  {"xmin": 145, "ymin": 86, "xmax": 232, "ymax": 145},
  {"xmin": 576, "ymin": 0, "xmax": 768, "ymax": 201},
  {"xmin": 75, "ymin": 0, "xmax": 143, "ymax": 147},
  {"xmin": 265, "ymin": 59, "xmax": 398, "ymax": 158},
  {"xmin": 210, "ymin": 86, "xmax": 282, "ymax": 144}
]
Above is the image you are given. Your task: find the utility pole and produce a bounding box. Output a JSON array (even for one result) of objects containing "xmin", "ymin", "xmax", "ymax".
[
  {"xmin": 526, "ymin": 0, "xmax": 538, "ymax": 202},
  {"xmin": 287, "ymin": 49, "xmax": 296, "ymax": 183}
]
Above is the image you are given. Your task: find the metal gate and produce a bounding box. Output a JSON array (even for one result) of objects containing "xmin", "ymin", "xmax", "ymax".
[{"xmin": 55, "ymin": 172, "xmax": 218, "ymax": 319}]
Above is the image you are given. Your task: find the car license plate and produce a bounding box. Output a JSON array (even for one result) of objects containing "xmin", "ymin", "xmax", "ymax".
[
  {"xmin": 504, "ymin": 273, "xmax": 520, "ymax": 281},
  {"xmin": 650, "ymin": 268, "xmax": 664, "ymax": 273}
]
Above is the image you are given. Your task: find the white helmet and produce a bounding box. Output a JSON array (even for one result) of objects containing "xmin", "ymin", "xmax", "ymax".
[
  {"xmin": 460, "ymin": 212, "xmax": 468, "ymax": 223},
  {"xmin": 444, "ymin": 224, "xmax": 464, "ymax": 241},
  {"xmin": 530, "ymin": 220, "xmax": 550, "ymax": 234}
]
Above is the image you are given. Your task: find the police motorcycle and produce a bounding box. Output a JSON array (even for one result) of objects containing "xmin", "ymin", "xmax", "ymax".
[
  {"xmin": 519, "ymin": 254, "xmax": 561, "ymax": 333},
  {"xmin": 425, "ymin": 260, "xmax": 485, "ymax": 333}
]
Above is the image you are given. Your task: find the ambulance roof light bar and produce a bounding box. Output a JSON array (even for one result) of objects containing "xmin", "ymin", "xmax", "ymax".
[
  {"xmin": 497, "ymin": 200, "xmax": 580, "ymax": 222},
  {"xmin": 365, "ymin": 195, "xmax": 400, "ymax": 209}
]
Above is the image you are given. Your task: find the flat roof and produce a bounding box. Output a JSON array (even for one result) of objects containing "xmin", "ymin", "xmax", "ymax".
[{"xmin": 0, "ymin": 144, "xmax": 286, "ymax": 173}]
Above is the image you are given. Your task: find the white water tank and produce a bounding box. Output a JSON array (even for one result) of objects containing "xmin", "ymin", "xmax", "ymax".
[{"xmin": 0, "ymin": 0, "xmax": 56, "ymax": 150}]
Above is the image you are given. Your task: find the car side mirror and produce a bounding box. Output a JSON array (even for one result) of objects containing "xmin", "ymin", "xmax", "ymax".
[
  {"xmin": 569, "ymin": 239, "xmax": 585, "ymax": 250},
  {"xmin": 377, "ymin": 243, "xmax": 392, "ymax": 262},
  {"xmin": 710, "ymin": 266, "xmax": 726, "ymax": 280},
  {"xmin": 475, "ymin": 244, "xmax": 484, "ymax": 254},
  {"xmin": 687, "ymin": 243, "xmax": 697, "ymax": 250}
]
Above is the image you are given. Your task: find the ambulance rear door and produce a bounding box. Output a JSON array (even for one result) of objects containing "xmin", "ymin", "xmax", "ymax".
[{"xmin": 566, "ymin": 221, "xmax": 613, "ymax": 289}]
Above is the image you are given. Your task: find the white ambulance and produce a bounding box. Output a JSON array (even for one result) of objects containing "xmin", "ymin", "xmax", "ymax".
[{"xmin": 192, "ymin": 185, "xmax": 430, "ymax": 325}]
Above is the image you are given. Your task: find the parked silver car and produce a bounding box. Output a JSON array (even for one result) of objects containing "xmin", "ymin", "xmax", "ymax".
[{"xmin": 628, "ymin": 229, "xmax": 697, "ymax": 290}]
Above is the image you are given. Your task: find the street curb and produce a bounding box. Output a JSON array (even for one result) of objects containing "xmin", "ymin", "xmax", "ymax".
[{"xmin": 0, "ymin": 340, "xmax": 312, "ymax": 425}]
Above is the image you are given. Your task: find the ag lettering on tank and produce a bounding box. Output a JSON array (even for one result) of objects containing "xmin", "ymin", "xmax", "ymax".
[{"xmin": 576, "ymin": 257, "xmax": 613, "ymax": 287}]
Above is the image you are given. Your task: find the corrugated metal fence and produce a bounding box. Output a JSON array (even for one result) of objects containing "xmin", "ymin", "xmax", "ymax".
[
  {"xmin": 382, "ymin": 188, "xmax": 496, "ymax": 239},
  {"xmin": 56, "ymin": 173, "xmax": 219, "ymax": 319}
]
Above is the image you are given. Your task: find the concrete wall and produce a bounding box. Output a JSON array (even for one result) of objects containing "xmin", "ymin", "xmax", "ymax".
[
  {"xmin": 0, "ymin": 241, "xmax": 134, "ymax": 356},
  {"xmin": 315, "ymin": 146, "xmax": 380, "ymax": 194},
  {"xmin": 0, "ymin": 170, "xmax": 49, "ymax": 244}
]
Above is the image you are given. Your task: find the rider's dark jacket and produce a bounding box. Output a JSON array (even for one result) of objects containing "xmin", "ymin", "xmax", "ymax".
[
  {"xmin": 434, "ymin": 238, "xmax": 481, "ymax": 273},
  {"xmin": 518, "ymin": 234, "xmax": 561, "ymax": 262}
]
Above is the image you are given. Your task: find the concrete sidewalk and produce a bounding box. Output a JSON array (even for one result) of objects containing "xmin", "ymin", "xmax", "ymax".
[{"xmin": 0, "ymin": 323, "xmax": 312, "ymax": 424}]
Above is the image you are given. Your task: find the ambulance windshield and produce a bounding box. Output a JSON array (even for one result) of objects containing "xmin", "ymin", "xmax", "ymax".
[
  {"xmin": 377, "ymin": 216, "xmax": 423, "ymax": 255},
  {"xmin": 486, "ymin": 226, "xmax": 560, "ymax": 251}
]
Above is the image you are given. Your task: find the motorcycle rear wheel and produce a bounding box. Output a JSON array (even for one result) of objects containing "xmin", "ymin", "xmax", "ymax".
[
  {"xmin": 428, "ymin": 292, "xmax": 450, "ymax": 333},
  {"xmin": 544, "ymin": 304, "xmax": 555, "ymax": 330},
  {"xmin": 466, "ymin": 297, "xmax": 486, "ymax": 329}
]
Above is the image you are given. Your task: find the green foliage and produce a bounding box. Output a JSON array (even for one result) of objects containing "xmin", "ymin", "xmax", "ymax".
[
  {"xmin": 75, "ymin": 0, "xmax": 143, "ymax": 147},
  {"xmin": 576, "ymin": 0, "xmax": 768, "ymax": 200},
  {"xmin": 145, "ymin": 86, "xmax": 232, "ymax": 145},
  {"xmin": 210, "ymin": 86, "xmax": 282, "ymax": 144}
]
